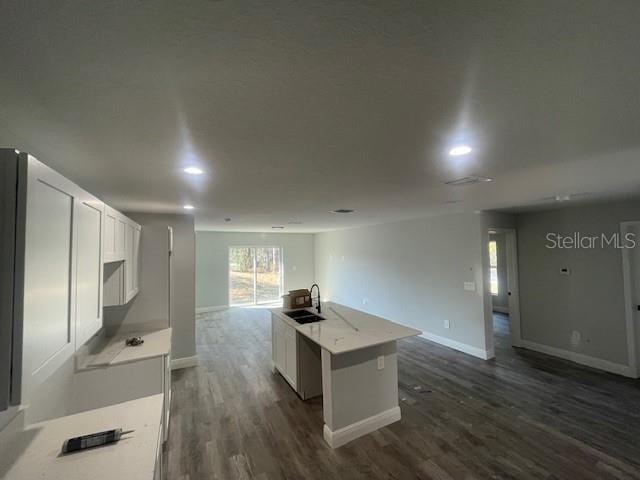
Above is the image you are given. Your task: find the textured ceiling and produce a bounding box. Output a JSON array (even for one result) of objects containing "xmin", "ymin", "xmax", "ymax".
[{"xmin": 1, "ymin": 1, "xmax": 639, "ymax": 232}]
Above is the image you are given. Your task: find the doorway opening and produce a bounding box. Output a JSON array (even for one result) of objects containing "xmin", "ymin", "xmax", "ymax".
[
  {"xmin": 487, "ymin": 228, "xmax": 521, "ymax": 354},
  {"xmin": 229, "ymin": 246, "xmax": 283, "ymax": 306}
]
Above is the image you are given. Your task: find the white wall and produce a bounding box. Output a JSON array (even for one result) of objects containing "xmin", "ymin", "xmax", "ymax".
[
  {"xmin": 314, "ymin": 213, "xmax": 493, "ymax": 358},
  {"xmin": 105, "ymin": 213, "xmax": 196, "ymax": 361},
  {"xmin": 196, "ymin": 232, "xmax": 315, "ymax": 310},
  {"xmin": 516, "ymin": 199, "xmax": 640, "ymax": 369}
]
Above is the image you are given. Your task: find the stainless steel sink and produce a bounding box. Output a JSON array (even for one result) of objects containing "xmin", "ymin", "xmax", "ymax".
[{"xmin": 284, "ymin": 310, "xmax": 325, "ymax": 324}]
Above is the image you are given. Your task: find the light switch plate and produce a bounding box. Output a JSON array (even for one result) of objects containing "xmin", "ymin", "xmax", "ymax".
[
  {"xmin": 464, "ymin": 282, "xmax": 476, "ymax": 292},
  {"xmin": 443, "ymin": 319, "xmax": 450, "ymax": 329},
  {"xmin": 377, "ymin": 356, "xmax": 384, "ymax": 370}
]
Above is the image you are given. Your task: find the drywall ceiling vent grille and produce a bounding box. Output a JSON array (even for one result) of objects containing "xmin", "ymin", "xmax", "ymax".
[{"xmin": 445, "ymin": 175, "xmax": 492, "ymax": 186}]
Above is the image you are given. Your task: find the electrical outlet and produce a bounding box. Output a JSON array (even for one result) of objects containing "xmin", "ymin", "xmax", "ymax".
[
  {"xmin": 377, "ymin": 356, "xmax": 384, "ymax": 370},
  {"xmin": 443, "ymin": 319, "xmax": 450, "ymax": 329},
  {"xmin": 362, "ymin": 297, "xmax": 370, "ymax": 305}
]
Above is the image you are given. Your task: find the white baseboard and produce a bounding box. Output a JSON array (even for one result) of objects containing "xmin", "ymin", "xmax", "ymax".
[
  {"xmin": 519, "ymin": 340, "xmax": 634, "ymax": 378},
  {"xmin": 323, "ymin": 406, "xmax": 401, "ymax": 449},
  {"xmin": 196, "ymin": 305, "xmax": 228, "ymax": 314},
  {"xmin": 171, "ymin": 355, "xmax": 199, "ymax": 370},
  {"xmin": 420, "ymin": 332, "xmax": 493, "ymax": 360},
  {"xmin": 492, "ymin": 306, "xmax": 509, "ymax": 314}
]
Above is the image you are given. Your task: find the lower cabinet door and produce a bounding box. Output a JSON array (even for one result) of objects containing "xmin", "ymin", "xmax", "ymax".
[
  {"xmin": 274, "ymin": 318, "xmax": 286, "ymax": 374},
  {"xmin": 284, "ymin": 325, "xmax": 297, "ymax": 389}
]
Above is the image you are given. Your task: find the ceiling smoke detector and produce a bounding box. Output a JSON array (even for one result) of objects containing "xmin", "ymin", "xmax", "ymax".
[
  {"xmin": 331, "ymin": 209, "xmax": 355, "ymax": 214},
  {"xmin": 445, "ymin": 176, "xmax": 492, "ymax": 186}
]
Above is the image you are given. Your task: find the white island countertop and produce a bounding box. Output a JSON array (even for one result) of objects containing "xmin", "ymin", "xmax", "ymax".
[
  {"xmin": 0, "ymin": 394, "xmax": 163, "ymax": 480},
  {"xmin": 271, "ymin": 302, "xmax": 421, "ymax": 355}
]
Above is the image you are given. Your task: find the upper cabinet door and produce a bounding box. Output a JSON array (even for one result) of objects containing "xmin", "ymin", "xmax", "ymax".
[
  {"xmin": 75, "ymin": 197, "xmax": 104, "ymax": 347},
  {"xmin": 22, "ymin": 156, "xmax": 78, "ymax": 396},
  {"xmin": 103, "ymin": 206, "xmax": 126, "ymax": 263}
]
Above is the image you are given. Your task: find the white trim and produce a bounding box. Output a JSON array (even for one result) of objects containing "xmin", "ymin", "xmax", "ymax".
[
  {"xmin": 492, "ymin": 306, "xmax": 509, "ymax": 314},
  {"xmin": 171, "ymin": 355, "xmax": 199, "ymax": 370},
  {"xmin": 196, "ymin": 305, "xmax": 228, "ymax": 314},
  {"xmin": 620, "ymin": 221, "xmax": 640, "ymax": 378},
  {"xmin": 520, "ymin": 340, "xmax": 633, "ymax": 377},
  {"xmin": 323, "ymin": 406, "xmax": 401, "ymax": 449},
  {"xmin": 420, "ymin": 332, "xmax": 493, "ymax": 360}
]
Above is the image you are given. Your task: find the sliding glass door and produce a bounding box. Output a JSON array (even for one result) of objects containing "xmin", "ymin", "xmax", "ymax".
[{"xmin": 229, "ymin": 246, "xmax": 283, "ymax": 306}]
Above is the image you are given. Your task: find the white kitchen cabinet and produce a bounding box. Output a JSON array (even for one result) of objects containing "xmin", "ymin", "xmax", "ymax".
[
  {"xmin": 74, "ymin": 197, "xmax": 105, "ymax": 348},
  {"xmin": 20, "ymin": 154, "xmax": 106, "ymax": 400},
  {"xmin": 284, "ymin": 325, "xmax": 298, "ymax": 387},
  {"xmin": 271, "ymin": 314, "xmax": 297, "ymax": 390},
  {"xmin": 103, "ymin": 214, "xmax": 141, "ymax": 306},
  {"xmin": 103, "ymin": 206, "xmax": 126, "ymax": 263},
  {"xmin": 271, "ymin": 312, "xmax": 323, "ymax": 400}
]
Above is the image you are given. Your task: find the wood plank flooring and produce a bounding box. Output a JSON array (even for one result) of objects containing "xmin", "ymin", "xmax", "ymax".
[{"xmin": 165, "ymin": 308, "xmax": 640, "ymax": 479}]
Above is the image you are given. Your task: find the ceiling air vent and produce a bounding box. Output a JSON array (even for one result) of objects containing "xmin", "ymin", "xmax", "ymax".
[
  {"xmin": 331, "ymin": 209, "xmax": 355, "ymax": 214},
  {"xmin": 445, "ymin": 175, "xmax": 492, "ymax": 186}
]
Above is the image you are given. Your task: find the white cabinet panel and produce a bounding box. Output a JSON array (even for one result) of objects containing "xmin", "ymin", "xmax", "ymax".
[
  {"xmin": 104, "ymin": 210, "xmax": 116, "ymax": 259},
  {"xmin": 22, "ymin": 160, "xmax": 77, "ymax": 394},
  {"xmin": 271, "ymin": 314, "xmax": 297, "ymax": 389},
  {"xmin": 284, "ymin": 325, "xmax": 297, "ymax": 388},
  {"xmin": 103, "ymin": 213, "xmax": 140, "ymax": 307},
  {"xmin": 274, "ymin": 316, "xmax": 286, "ymax": 374},
  {"xmin": 103, "ymin": 206, "xmax": 126, "ymax": 263},
  {"xmin": 75, "ymin": 200, "xmax": 104, "ymax": 347}
]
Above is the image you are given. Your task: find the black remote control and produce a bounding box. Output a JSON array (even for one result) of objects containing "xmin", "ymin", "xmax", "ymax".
[{"xmin": 61, "ymin": 428, "xmax": 134, "ymax": 454}]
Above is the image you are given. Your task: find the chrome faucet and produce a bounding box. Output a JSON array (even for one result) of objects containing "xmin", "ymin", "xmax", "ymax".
[{"xmin": 310, "ymin": 284, "xmax": 321, "ymax": 314}]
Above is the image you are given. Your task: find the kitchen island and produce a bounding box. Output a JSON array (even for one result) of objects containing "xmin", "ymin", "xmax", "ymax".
[{"xmin": 271, "ymin": 302, "xmax": 421, "ymax": 448}]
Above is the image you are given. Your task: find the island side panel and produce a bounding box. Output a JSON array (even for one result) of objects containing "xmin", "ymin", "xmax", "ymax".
[{"xmin": 321, "ymin": 341, "xmax": 401, "ymax": 447}]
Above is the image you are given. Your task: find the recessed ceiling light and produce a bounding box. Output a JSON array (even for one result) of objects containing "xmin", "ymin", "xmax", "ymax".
[
  {"xmin": 448, "ymin": 145, "xmax": 472, "ymax": 156},
  {"xmin": 183, "ymin": 205, "xmax": 195, "ymax": 210},
  {"xmin": 183, "ymin": 167, "xmax": 203, "ymax": 175},
  {"xmin": 331, "ymin": 209, "xmax": 355, "ymax": 214},
  {"xmin": 555, "ymin": 195, "xmax": 571, "ymax": 202}
]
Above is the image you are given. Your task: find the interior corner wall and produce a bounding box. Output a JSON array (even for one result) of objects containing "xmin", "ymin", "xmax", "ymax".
[
  {"xmin": 516, "ymin": 199, "xmax": 640, "ymax": 368},
  {"xmin": 314, "ymin": 213, "xmax": 491, "ymax": 358},
  {"xmin": 105, "ymin": 213, "xmax": 196, "ymax": 361},
  {"xmin": 195, "ymin": 232, "xmax": 315, "ymax": 310}
]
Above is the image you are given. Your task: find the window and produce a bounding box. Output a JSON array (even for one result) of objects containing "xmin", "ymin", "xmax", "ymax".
[
  {"xmin": 229, "ymin": 246, "xmax": 283, "ymax": 306},
  {"xmin": 489, "ymin": 240, "xmax": 498, "ymax": 295}
]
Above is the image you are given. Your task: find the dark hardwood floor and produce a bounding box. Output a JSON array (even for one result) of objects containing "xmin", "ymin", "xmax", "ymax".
[{"xmin": 165, "ymin": 308, "xmax": 640, "ymax": 479}]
